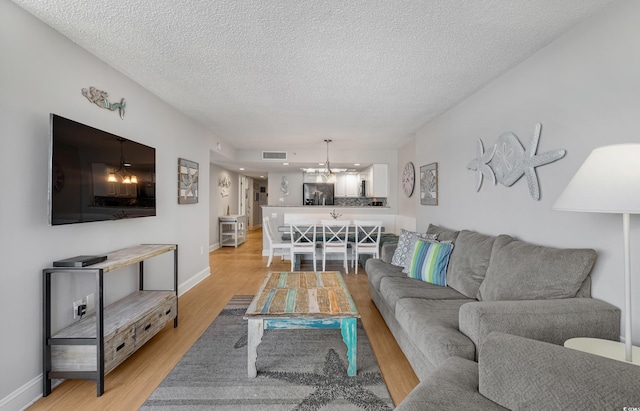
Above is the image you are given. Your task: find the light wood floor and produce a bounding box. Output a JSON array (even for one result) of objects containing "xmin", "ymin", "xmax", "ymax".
[{"xmin": 29, "ymin": 228, "xmax": 418, "ymax": 410}]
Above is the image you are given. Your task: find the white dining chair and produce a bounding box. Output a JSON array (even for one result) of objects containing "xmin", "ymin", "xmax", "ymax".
[
  {"xmin": 352, "ymin": 220, "xmax": 383, "ymax": 274},
  {"xmin": 289, "ymin": 221, "xmax": 317, "ymax": 271},
  {"xmin": 263, "ymin": 217, "xmax": 291, "ymax": 267},
  {"xmin": 321, "ymin": 220, "xmax": 350, "ymax": 274}
]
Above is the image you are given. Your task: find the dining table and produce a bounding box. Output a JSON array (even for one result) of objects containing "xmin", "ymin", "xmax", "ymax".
[{"xmin": 276, "ymin": 223, "xmax": 386, "ymax": 270}]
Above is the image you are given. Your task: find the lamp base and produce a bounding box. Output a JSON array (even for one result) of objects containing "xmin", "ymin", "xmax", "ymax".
[{"xmin": 564, "ymin": 337, "xmax": 640, "ymax": 366}]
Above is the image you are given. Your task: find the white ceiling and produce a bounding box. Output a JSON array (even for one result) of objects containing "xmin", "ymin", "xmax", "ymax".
[{"xmin": 14, "ymin": 0, "xmax": 614, "ymax": 177}]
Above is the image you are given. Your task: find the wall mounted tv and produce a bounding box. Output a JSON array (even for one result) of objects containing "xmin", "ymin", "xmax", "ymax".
[{"xmin": 48, "ymin": 114, "xmax": 156, "ymax": 225}]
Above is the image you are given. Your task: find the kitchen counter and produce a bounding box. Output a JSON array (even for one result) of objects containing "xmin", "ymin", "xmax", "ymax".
[{"xmin": 262, "ymin": 205, "xmax": 390, "ymax": 208}]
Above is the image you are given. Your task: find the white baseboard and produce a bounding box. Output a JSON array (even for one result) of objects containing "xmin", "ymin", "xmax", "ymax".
[
  {"xmin": 0, "ymin": 374, "xmax": 43, "ymax": 411},
  {"xmin": 6, "ymin": 267, "xmax": 211, "ymax": 411},
  {"xmin": 178, "ymin": 266, "xmax": 210, "ymax": 296},
  {"xmin": 209, "ymin": 243, "xmax": 220, "ymax": 252}
]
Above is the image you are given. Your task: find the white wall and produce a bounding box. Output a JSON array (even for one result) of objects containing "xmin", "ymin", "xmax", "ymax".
[
  {"xmin": 268, "ymin": 171, "xmax": 304, "ymax": 205},
  {"xmin": 0, "ymin": 2, "xmax": 213, "ymax": 409},
  {"xmin": 413, "ymin": 0, "xmax": 640, "ymax": 345},
  {"xmin": 209, "ymin": 163, "xmax": 240, "ymax": 249}
]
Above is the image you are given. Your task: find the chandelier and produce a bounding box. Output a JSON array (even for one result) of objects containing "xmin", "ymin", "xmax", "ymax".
[
  {"xmin": 319, "ymin": 139, "xmax": 336, "ymax": 183},
  {"xmin": 107, "ymin": 138, "xmax": 137, "ymax": 184}
]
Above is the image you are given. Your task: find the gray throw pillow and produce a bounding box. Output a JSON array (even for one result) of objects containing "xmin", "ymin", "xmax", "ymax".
[
  {"xmin": 446, "ymin": 230, "xmax": 496, "ymax": 298},
  {"xmin": 477, "ymin": 235, "xmax": 597, "ymax": 301},
  {"xmin": 391, "ymin": 229, "xmax": 437, "ymax": 268},
  {"xmin": 426, "ymin": 224, "xmax": 460, "ymax": 243}
]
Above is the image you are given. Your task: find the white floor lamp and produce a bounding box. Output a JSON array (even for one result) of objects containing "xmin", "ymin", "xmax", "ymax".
[{"xmin": 553, "ymin": 144, "xmax": 640, "ymax": 362}]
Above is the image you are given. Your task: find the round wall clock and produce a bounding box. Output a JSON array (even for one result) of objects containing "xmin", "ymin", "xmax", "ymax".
[{"xmin": 402, "ymin": 161, "xmax": 415, "ymax": 197}]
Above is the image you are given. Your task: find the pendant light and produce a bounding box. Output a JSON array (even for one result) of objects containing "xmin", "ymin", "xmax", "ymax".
[{"xmin": 322, "ymin": 139, "xmax": 336, "ymax": 183}]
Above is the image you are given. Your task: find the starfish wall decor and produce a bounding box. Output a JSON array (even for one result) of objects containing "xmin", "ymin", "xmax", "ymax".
[{"xmin": 467, "ymin": 123, "xmax": 565, "ymax": 200}]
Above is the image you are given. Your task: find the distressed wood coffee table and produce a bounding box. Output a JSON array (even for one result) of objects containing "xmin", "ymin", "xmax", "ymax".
[{"xmin": 244, "ymin": 271, "xmax": 360, "ymax": 377}]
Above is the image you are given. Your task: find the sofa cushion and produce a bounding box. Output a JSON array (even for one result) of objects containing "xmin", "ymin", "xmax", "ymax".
[
  {"xmin": 391, "ymin": 230, "xmax": 438, "ymax": 269},
  {"xmin": 446, "ymin": 230, "xmax": 496, "ymax": 298},
  {"xmin": 407, "ymin": 239, "xmax": 454, "ymax": 286},
  {"xmin": 477, "ymin": 235, "xmax": 596, "ymax": 301},
  {"xmin": 478, "ymin": 332, "xmax": 640, "ymax": 410},
  {"xmin": 365, "ymin": 258, "xmax": 406, "ymax": 291},
  {"xmin": 395, "ymin": 357, "xmax": 508, "ymax": 411},
  {"xmin": 379, "ymin": 276, "xmax": 468, "ymax": 313},
  {"xmin": 426, "ymin": 224, "xmax": 459, "ymax": 243},
  {"xmin": 395, "ymin": 298, "xmax": 475, "ymax": 369}
]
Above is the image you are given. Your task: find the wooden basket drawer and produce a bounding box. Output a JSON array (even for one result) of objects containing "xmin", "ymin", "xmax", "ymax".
[
  {"xmin": 51, "ymin": 325, "xmax": 135, "ymax": 373},
  {"xmin": 158, "ymin": 296, "xmax": 177, "ymax": 328},
  {"xmin": 104, "ymin": 325, "xmax": 135, "ymax": 373},
  {"xmin": 134, "ymin": 311, "xmax": 159, "ymax": 348}
]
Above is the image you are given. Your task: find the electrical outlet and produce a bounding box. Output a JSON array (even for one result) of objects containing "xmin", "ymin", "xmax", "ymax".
[
  {"xmin": 72, "ymin": 299, "xmax": 85, "ymax": 319},
  {"xmin": 200, "ymin": 246, "xmax": 204, "ymax": 255}
]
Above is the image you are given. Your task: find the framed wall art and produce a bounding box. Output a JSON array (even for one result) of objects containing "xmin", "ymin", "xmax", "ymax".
[
  {"xmin": 420, "ymin": 162, "xmax": 438, "ymax": 205},
  {"xmin": 178, "ymin": 158, "xmax": 199, "ymax": 204}
]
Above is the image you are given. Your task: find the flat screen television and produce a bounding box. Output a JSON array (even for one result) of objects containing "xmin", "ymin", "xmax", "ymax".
[{"xmin": 48, "ymin": 114, "xmax": 156, "ymax": 225}]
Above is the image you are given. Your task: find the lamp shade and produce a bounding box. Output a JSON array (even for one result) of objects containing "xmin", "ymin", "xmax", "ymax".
[{"xmin": 553, "ymin": 144, "xmax": 640, "ymax": 214}]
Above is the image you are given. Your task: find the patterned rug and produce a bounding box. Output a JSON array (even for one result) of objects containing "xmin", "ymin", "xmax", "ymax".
[{"xmin": 140, "ymin": 295, "xmax": 394, "ymax": 410}]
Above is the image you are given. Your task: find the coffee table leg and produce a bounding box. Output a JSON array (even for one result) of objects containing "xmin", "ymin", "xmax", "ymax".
[
  {"xmin": 340, "ymin": 318, "xmax": 357, "ymax": 376},
  {"xmin": 247, "ymin": 318, "xmax": 264, "ymax": 378}
]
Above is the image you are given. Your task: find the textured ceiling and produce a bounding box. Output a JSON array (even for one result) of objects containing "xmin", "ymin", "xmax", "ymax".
[{"xmin": 14, "ymin": 0, "xmax": 613, "ymax": 156}]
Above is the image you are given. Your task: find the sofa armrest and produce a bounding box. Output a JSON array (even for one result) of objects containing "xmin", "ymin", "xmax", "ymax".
[
  {"xmin": 380, "ymin": 242, "xmax": 397, "ymax": 264},
  {"xmin": 459, "ymin": 298, "xmax": 620, "ymax": 356},
  {"xmin": 479, "ymin": 332, "xmax": 640, "ymax": 409}
]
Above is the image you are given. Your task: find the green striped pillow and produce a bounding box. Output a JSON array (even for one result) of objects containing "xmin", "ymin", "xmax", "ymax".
[{"xmin": 408, "ymin": 239, "xmax": 454, "ymax": 286}]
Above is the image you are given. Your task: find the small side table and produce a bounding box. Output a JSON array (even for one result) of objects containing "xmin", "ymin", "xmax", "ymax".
[
  {"xmin": 219, "ymin": 215, "xmax": 246, "ymax": 247},
  {"xmin": 564, "ymin": 337, "xmax": 640, "ymax": 366}
]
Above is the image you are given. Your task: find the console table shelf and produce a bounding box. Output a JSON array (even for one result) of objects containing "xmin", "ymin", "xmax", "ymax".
[{"xmin": 43, "ymin": 244, "xmax": 178, "ymax": 397}]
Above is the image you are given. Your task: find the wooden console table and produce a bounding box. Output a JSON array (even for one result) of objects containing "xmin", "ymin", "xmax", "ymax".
[{"xmin": 42, "ymin": 244, "xmax": 178, "ymax": 396}]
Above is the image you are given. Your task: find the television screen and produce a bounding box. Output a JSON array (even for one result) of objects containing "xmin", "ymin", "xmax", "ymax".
[{"xmin": 49, "ymin": 114, "xmax": 156, "ymax": 225}]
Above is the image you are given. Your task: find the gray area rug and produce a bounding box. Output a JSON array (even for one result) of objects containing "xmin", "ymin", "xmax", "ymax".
[{"xmin": 140, "ymin": 295, "xmax": 395, "ymax": 410}]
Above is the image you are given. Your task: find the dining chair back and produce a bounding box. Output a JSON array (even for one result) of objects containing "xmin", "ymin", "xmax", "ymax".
[
  {"xmin": 321, "ymin": 219, "xmax": 350, "ymax": 273},
  {"xmin": 263, "ymin": 217, "xmax": 291, "ymax": 267},
  {"xmin": 352, "ymin": 220, "xmax": 383, "ymax": 274},
  {"xmin": 289, "ymin": 221, "xmax": 317, "ymax": 271}
]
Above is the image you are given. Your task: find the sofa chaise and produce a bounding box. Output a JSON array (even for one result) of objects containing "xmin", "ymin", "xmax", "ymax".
[{"xmin": 395, "ymin": 331, "xmax": 640, "ymax": 410}]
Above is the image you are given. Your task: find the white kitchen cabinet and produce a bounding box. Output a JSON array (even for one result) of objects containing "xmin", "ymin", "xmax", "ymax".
[
  {"xmin": 335, "ymin": 173, "xmax": 360, "ymax": 197},
  {"xmin": 364, "ymin": 164, "xmax": 388, "ymax": 197}
]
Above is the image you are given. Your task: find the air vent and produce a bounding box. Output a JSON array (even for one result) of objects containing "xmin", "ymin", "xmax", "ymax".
[{"xmin": 262, "ymin": 151, "xmax": 287, "ymax": 160}]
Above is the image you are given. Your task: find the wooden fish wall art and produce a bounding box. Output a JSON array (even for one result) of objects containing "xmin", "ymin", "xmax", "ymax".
[{"xmin": 467, "ymin": 123, "xmax": 565, "ymax": 200}]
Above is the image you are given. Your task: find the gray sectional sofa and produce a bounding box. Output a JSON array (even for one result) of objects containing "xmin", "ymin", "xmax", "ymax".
[
  {"xmin": 366, "ymin": 224, "xmax": 621, "ymax": 381},
  {"xmin": 395, "ymin": 332, "xmax": 640, "ymax": 410}
]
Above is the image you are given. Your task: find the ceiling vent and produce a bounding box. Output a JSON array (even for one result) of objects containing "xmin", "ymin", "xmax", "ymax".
[{"xmin": 262, "ymin": 151, "xmax": 287, "ymax": 160}]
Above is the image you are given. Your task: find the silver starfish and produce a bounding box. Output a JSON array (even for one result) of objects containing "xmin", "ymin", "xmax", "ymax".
[
  {"xmin": 491, "ymin": 123, "xmax": 565, "ymax": 200},
  {"xmin": 467, "ymin": 138, "xmax": 496, "ymax": 191}
]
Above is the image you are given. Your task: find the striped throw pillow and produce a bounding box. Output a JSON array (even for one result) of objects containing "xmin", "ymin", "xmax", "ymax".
[{"xmin": 408, "ymin": 239, "xmax": 454, "ymax": 286}]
